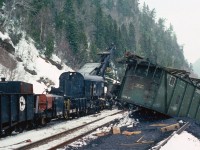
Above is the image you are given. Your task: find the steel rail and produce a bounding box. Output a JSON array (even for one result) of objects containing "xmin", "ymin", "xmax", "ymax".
[
  {"xmin": 48, "ymin": 117, "xmax": 116, "ymax": 150},
  {"xmin": 15, "ymin": 110, "xmax": 124, "ymax": 150}
]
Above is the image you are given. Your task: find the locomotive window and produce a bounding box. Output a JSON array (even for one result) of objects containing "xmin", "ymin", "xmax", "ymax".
[
  {"xmin": 101, "ymin": 83, "xmax": 104, "ymax": 87},
  {"xmin": 93, "ymin": 84, "xmax": 97, "ymax": 94},
  {"xmin": 169, "ymin": 76, "xmax": 176, "ymax": 86}
]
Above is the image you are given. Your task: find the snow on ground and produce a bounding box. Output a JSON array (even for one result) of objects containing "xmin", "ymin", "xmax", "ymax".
[
  {"xmin": 13, "ymin": 33, "xmax": 73, "ymax": 93},
  {"xmin": 159, "ymin": 131, "xmax": 200, "ymax": 150},
  {"xmin": 113, "ymin": 111, "xmax": 139, "ymax": 128},
  {"xmin": 0, "ymin": 31, "xmax": 11, "ymax": 41},
  {"xmin": 0, "ymin": 109, "xmax": 121, "ymax": 150}
]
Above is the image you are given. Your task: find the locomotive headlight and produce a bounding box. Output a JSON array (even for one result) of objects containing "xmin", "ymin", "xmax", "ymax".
[{"xmin": 19, "ymin": 96, "xmax": 26, "ymax": 111}]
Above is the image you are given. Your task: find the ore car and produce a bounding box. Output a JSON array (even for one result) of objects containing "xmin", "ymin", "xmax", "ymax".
[
  {"xmin": 0, "ymin": 79, "xmax": 34, "ymax": 135},
  {"xmin": 118, "ymin": 53, "xmax": 200, "ymax": 122}
]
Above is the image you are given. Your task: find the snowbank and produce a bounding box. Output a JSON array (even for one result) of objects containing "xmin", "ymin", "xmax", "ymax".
[{"xmin": 160, "ymin": 131, "xmax": 200, "ymax": 150}]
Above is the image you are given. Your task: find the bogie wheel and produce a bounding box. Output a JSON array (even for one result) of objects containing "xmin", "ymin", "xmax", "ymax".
[
  {"xmin": 16, "ymin": 123, "xmax": 27, "ymax": 133},
  {"xmin": 5, "ymin": 128, "xmax": 13, "ymax": 135},
  {"xmin": 63, "ymin": 110, "xmax": 69, "ymax": 120},
  {"xmin": 40, "ymin": 117, "xmax": 47, "ymax": 126},
  {"xmin": 46, "ymin": 118, "xmax": 51, "ymax": 123}
]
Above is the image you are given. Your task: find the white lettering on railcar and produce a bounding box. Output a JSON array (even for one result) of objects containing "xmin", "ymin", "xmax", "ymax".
[{"xmin": 19, "ymin": 96, "xmax": 26, "ymax": 111}]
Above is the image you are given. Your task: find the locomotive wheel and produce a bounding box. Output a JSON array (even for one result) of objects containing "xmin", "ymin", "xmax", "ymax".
[
  {"xmin": 63, "ymin": 111, "xmax": 69, "ymax": 120},
  {"xmin": 16, "ymin": 123, "xmax": 27, "ymax": 133},
  {"xmin": 40, "ymin": 117, "xmax": 47, "ymax": 126},
  {"xmin": 5, "ymin": 128, "xmax": 13, "ymax": 135},
  {"xmin": 46, "ymin": 118, "xmax": 51, "ymax": 123}
]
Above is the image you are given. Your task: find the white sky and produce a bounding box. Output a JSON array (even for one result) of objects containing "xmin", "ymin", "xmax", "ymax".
[{"xmin": 139, "ymin": 0, "xmax": 200, "ymax": 63}]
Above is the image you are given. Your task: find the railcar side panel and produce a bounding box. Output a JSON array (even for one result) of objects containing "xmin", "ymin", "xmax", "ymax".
[
  {"xmin": 52, "ymin": 96, "xmax": 64, "ymax": 116},
  {"xmin": 152, "ymin": 73, "xmax": 166, "ymax": 112},
  {"xmin": 188, "ymin": 90, "xmax": 200, "ymax": 118},
  {"xmin": 0, "ymin": 82, "xmax": 33, "ymax": 94},
  {"xmin": 167, "ymin": 79, "xmax": 187, "ymax": 116},
  {"xmin": 178, "ymin": 84, "xmax": 195, "ymax": 117},
  {"xmin": 1, "ymin": 94, "xmax": 34, "ymax": 130}
]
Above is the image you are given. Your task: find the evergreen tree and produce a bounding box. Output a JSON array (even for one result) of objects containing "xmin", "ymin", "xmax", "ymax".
[
  {"xmin": 94, "ymin": 6, "xmax": 106, "ymax": 49},
  {"xmin": 128, "ymin": 22, "xmax": 136, "ymax": 52},
  {"xmin": 0, "ymin": 0, "xmax": 4, "ymax": 7},
  {"xmin": 64, "ymin": 0, "xmax": 79, "ymax": 53},
  {"xmin": 44, "ymin": 32, "xmax": 54, "ymax": 58}
]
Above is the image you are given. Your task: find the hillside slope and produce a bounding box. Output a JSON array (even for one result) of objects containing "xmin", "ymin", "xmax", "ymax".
[
  {"xmin": 0, "ymin": 31, "xmax": 73, "ymax": 93},
  {"xmin": 0, "ymin": 0, "xmax": 191, "ymax": 84}
]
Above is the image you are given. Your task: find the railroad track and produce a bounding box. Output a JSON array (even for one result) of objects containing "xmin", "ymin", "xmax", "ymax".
[{"xmin": 15, "ymin": 110, "xmax": 124, "ymax": 150}]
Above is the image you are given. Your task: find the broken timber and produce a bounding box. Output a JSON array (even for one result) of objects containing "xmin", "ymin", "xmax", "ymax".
[{"xmin": 160, "ymin": 123, "xmax": 180, "ymax": 132}]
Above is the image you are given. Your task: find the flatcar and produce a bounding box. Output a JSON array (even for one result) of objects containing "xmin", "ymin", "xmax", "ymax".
[{"xmin": 118, "ymin": 53, "xmax": 200, "ymax": 122}]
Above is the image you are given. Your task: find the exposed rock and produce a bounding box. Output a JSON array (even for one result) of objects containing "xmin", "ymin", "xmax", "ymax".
[
  {"xmin": 0, "ymin": 38, "xmax": 15, "ymax": 54},
  {"xmin": 37, "ymin": 77, "xmax": 55, "ymax": 87},
  {"xmin": 16, "ymin": 56, "xmax": 23, "ymax": 62},
  {"xmin": 40, "ymin": 56, "xmax": 63, "ymax": 70},
  {"xmin": 0, "ymin": 47, "xmax": 17, "ymax": 69},
  {"xmin": 24, "ymin": 66, "xmax": 37, "ymax": 75}
]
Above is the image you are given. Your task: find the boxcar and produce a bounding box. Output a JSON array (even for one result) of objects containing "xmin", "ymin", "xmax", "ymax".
[
  {"xmin": 118, "ymin": 54, "xmax": 200, "ymax": 122},
  {"xmin": 0, "ymin": 81, "xmax": 34, "ymax": 134}
]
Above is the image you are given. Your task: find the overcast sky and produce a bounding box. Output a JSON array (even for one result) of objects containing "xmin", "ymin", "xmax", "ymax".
[{"xmin": 139, "ymin": 0, "xmax": 200, "ymax": 63}]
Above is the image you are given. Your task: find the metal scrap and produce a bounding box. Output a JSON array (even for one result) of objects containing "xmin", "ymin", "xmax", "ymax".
[{"xmin": 120, "ymin": 136, "xmax": 154, "ymax": 146}]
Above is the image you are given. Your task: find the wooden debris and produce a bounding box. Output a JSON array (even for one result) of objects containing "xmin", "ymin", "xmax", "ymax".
[
  {"xmin": 160, "ymin": 123, "xmax": 180, "ymax": 132},
  {"xmin": 94, "ymin": 132, "xmax": 109, "ymax": 137},
  {"xmin": 150, "ymin": 123, "xmax": 169, "ymax": 127},
  {"xmin": 120, "ymin": 136, "xmax": 154, "ymax": 146},
  {"xmin": 122, "ymin": 130, "xmax": 141, "ymax": 136},
  {"xmin": 112, "ymin": 127, "xmax": 121, "ymax": 134}
]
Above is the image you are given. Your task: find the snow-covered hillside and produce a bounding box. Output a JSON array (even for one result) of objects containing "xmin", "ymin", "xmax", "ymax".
[{"xmin": 0, "ymin": 31, "xmax": 73, "ymax": 93}]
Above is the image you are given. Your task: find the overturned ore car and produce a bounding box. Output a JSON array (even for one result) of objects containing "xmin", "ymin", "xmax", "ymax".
[{"xmin": 118, "ymin": 54, "xmax": 200, "ymax": 122}]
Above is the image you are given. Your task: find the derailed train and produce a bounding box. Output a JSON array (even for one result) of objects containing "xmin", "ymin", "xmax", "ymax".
[
  {"xmin": 0, "ymin": 46, "xmax": 115, "ymax": 136},
  {"xmin": 117, "ymin": 53, "xmax": 200, "ymax": 122}
]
